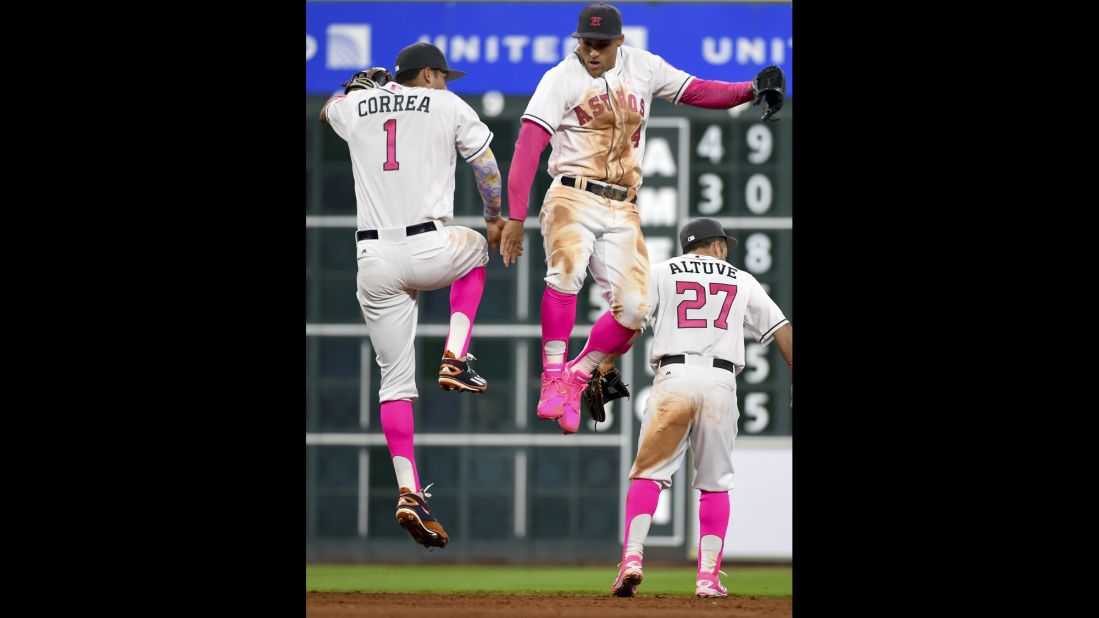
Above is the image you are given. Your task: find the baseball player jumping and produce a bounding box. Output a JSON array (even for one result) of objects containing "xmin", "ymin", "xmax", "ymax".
[
  {"xmin": 320, "ymin": 42, "xmax": 506, "ymax": 548},
  {"xmin": 500, "ymin": 2, "xmax": 785, "ymax": 434},
  {"xmin": 610, "ymin": 218, "xmax": 792, "ymax": 597}
]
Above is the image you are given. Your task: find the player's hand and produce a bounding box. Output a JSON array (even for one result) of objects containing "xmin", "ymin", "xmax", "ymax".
[
  {"xmin": 486, "ymin": 218, "xmax": 506, "ymax": 257},
  {"xmin": 501, "ymin": 219, "xmax": 525, "ymax": 267}
]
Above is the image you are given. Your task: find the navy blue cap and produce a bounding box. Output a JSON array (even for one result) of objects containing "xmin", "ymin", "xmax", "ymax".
[
  {"xmin": 394, "ymin": 42, "xmax": 466, "ymax": 81},
  {"xmin": 679, "ymin": 218, "xmax": 739, "ymax": 252},
  {"xmin": 572, "ymin": 3, "xmax": 623, "ymax": 40}
]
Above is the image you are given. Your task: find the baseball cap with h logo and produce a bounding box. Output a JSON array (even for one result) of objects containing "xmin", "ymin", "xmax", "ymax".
[{"xmin": 572, "ymin": 2, "xmax": 623, "ymax": 40}]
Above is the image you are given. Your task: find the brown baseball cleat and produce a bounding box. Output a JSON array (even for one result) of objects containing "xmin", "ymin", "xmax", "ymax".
[
  {"xmin": 396, "ymin": 484, "xmax": 449, "ymax": 549},
  {"xmin": 438, "ymin": 351, "xmax": 488, "ymax": 393}
]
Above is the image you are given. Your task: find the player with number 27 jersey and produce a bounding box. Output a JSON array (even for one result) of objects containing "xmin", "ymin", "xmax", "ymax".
[{"xmin": 646, "ymin": 252, "xmax": 788, "ymax": 375}]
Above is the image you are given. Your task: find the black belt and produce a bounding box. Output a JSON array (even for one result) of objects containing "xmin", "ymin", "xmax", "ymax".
[
  {"xmin": 659, "ymin": 355, "xmax": 737, "ymax": 374},
  {"xmin": 561, "ymin": 176, "xmax": 637, "ymax": 203},
  {"xmin": 356, "ymin": 221, "xmax": 436, "ymax": 241}
]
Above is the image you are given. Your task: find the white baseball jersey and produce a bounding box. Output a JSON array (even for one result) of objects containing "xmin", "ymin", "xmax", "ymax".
[
  {"xmin": 323, "ymin": 82, "xmax": 494, "ymax": 231},
  {"xmin": 647, "ymin": 254, "xmax": 789, "ymax": 374},
  {"xmin": 521, "ymin": 45, "xmax": 693, "ymax": 190}
]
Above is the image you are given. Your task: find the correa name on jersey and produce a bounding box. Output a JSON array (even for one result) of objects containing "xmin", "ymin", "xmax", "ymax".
[
  {"xmin": 358, "ymin": 94, "xmax": 432, "ymax": 118},
  {"xmin": 668, "ymin": 260, "xmax": 738, "ymax": 279}
]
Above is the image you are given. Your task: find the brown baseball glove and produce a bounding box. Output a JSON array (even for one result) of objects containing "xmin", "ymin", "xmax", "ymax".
[{"xmin": 581, "ymin": 366, "xmax": 631, "ymax": 423}]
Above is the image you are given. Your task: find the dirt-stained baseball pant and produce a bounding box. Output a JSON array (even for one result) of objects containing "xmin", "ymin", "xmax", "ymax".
[
  {"xmin": 629, "ymin": 359, "xmax": 740, "ymax": 492},
  {"xmin": 538, "ymin": 177, "xmax": 650, "ymax": 330},
  {"xmin": 355, "ymin": 221, "xmax": 489, "ymax": 402}
]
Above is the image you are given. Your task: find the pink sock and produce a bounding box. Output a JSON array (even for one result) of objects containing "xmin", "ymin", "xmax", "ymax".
[
  {"xmin": 622, "ymin": 479, "xmax": 662, "ymax": 560},
  {"xmin": 541, "ymin": 287, "xmax": 577, "ymax": 366},
  {"xmin": 380, "ymin": 400, "xmax": 420, "ymax": 492},
  {"xmin": 698, "ymin": 490, "xmax": 731, "ymax": 575},
  {"xmin": 572, "ymin": 310, "xmax": 639, "ymax": 374},
  {"xmin": 445, "ymin": 266, "xmax": 486, "ymax": 358}
]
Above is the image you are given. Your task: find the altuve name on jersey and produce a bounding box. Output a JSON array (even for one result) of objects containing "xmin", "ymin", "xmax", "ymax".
[
  {"xmin": 668, "ymin": 260, "xmax": 738, "ymax": 278},
  {"xmin": 358, "ymin": 94, "xmax": 432, "ymax": 117}
]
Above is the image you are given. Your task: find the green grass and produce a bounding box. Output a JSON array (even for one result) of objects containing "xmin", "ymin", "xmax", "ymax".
[{"xmin": 306, "ymin": 564, "xmax": 791, "ymax": 596}]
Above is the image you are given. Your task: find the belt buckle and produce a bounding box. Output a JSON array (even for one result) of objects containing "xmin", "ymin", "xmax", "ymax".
[
  {"xmin": 595, "ymin": 181, "xmax": 623, "ymax": 201},
  {"xmin": 591, "ymin": 182, "xmax": 606, "ymax": 198}
]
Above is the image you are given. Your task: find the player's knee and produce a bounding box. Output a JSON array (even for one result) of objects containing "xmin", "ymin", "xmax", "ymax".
[
  {"xmin": 379, "ymin": 382, "xmax": 418, "ymax": 403},
  {"xmin": 453, "ymin": 226, "xmax": 488, "ymax": 265},
  {"xmin": 467, "ymin": 227, "xmax": 488, "ymax": 253},
  {"xmin": 545, "ymin": 271, "xmax": 585, "ymax": 295},
  {"xmin": 611, "ymin": 294, "xmax": 649, "ymax": 330},
  {"xmin": 476, "ymin": 234, "xmax": 489, "ymax": 265}
]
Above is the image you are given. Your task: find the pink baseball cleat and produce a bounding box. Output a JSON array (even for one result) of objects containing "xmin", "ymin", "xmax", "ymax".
[
  {"xmin": 537, "ymin": 363, "xmax": 567, "ymax": 420},
  {"xmin": 695, "ymin": 571, "xmax": 729, "ymax": 598},
  {"xmin": 556, "ymin": 363, "xmax": 591, "ymax": 434},
  {"xmin": 611, "ymin": 555, "xmax": 644, "ymax": 597}
]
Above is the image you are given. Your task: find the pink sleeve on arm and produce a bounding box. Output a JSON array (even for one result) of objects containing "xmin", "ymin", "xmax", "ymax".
[
  {"xmin": 506, "ymin": 119, "xmax": 552, "ymax": 221},
  {"xmin": 679, "ymin": 78, "xmax": 755, "ymax": 110}
]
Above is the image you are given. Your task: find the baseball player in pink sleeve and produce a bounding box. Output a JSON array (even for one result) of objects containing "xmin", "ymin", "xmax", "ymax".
[
  {"xmin": 500, "ymin": 2, "xmax": 785, "ymax": 435},
  {"xmin": 611, "ymin": 218, "xmax": 792, "ymax": 597},
  {"xmin": 320, "ymin": 42, "xmax": 506, "ymax": 549}
]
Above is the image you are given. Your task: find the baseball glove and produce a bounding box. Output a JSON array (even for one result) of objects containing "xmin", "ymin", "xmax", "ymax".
[
  {"xmin": 341, "ymin": 67, "xmax": 394, "ymax": 93},
  {"xmin": 751, "ymin": 65, "xmax": 785, "ymax": 122},
  {"xmin": 582, "ymin": 366, "xmax": 631, "ymax": 423}
]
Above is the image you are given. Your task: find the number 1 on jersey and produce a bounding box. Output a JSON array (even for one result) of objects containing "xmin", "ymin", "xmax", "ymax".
[{"xmin": 383, "ymin": 118, "xmax": 400, "ymax": 171}]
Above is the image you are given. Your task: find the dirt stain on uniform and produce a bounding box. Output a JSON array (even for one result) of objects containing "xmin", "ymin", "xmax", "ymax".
[
  {"xmin": 450, "ymin": 227, "xmax": 483, "ymax": 253},
  {"xmin": 610, "ymin": 86, "xmax": 643, "ymax": 188},
  {"xmin": 630, "ymin": 391, "xmax": 696, "ymax": 478},
  {"xmin": 561, "ymin": 87, "xmax": 617, "ymax": 180},
  {"xmin": 634, "ymin": 234, "xmax": 649, "ymax": 261},
  {"xmin": 544, "ymin": 200, "xmax": 584, "ymax": 280},
  {"xmin": 629, "ymin": 237, "xmax": 650, "ymax": 297}
]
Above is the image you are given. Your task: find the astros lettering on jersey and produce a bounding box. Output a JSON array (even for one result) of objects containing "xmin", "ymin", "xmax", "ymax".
[{"xmin": 522, "ymin": 45, "xmax": 692, "ymax": 192}]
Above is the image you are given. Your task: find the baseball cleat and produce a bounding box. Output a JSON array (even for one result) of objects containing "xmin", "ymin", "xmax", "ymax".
[
  {"xmin": 537, "ymin": 363, "xmax": 567, "ymax": 420},
  {"xmin": 438, "ymin": 352, "xmax": 488, "ymax": 393},
  {"xmin": 695, "ymin": 571, "xmax": 728, "ymax": 598},
  {"xmin": 396, "ymin": 484, "xmax": 449, "ymax": 549},
  {"xmin": 557, "ymin": 363, "xmax": 590, "ymax": 434},
  {"xmin": 611, "ymin": 555, "xmax": 644, "ymax": 597}
]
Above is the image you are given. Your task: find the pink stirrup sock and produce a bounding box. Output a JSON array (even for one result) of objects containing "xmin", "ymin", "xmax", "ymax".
[
  {"xmin": 380, "ymin": 399, "xmax": 420, "ymax": 492},
  {"xmin": 622, "ymin": 479, "xmax": 662, "ymax": 560},
  {"xmin": 698, "ymin": 490, "xmax": 731, "ymax": 574},
  {"xmin": 541, "ymin": 286, "xmax": 577, "ymax": 366},
  {"xmin": 445, "ymin": 266, "xmax": 486, "ymax": 358},
  {"xmin": 571, "ymin": 309, "xmax": 638, "ymax": 374}
]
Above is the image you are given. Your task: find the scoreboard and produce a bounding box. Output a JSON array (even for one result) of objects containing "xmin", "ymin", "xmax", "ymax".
[
  {"xmin": 306, "ymin": 95, "xmax": 791, "ymax": 435},
  {"xmin": 305, "ymin": 93, "xmax": 791, "ymax": 559},
  {"xmin": 624, "ymin": 99, "xmax": 792, "ymax": 437}
]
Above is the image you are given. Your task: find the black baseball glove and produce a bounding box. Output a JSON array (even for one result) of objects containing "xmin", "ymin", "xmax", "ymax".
[
  {"xmin": 752, "ymin": 65, "xmax": 785, "ymax": 122},
  {"xmin": 582, "ymin": 366, "xmax": 631, "ymax": 423},
  {"xmin": 341, "ymin": 67, "xmax": 394, "ymax": 94}
]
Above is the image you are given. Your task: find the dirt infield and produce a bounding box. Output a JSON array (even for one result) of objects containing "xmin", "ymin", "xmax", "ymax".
[{"xmin": 307, "ymin": 592, "xmax": 793, "ymax": 617}]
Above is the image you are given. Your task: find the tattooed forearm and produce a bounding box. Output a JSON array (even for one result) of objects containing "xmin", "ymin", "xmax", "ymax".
[{"xmin": 470, "ymin": 148, "xmax": 503, "ymax": 220}]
